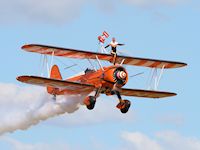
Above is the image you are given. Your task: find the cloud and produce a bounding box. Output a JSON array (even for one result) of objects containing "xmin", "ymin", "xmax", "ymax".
[
  {"xmin": 1, "ymin": 136, "xmax": 70, "ymax": 150},
  {"xmin": 92, "ymin": 0, "xmax": 117, "ymax": 14},
  {"xmin": 121, "ymin": 131, "xmax": 200, "ymax": 150},
  {"xmin": 121, "ymin": 132, "xmax": 162, "ymax": 150},
  {"xmin": 157, "ymin": 131, "xmax": 200, "ymax": 150},
  {"xmin": 0, "ymin": 0, "xmax": 191, "ymax": 25},
  {"xmin": 0, "ymin": 0, "xmax": 87, "ymax": 24},
  {"xmin": 2, "ymin": 130, "xmax": 200, "ymax": 150},
  {"xmin": 122, "ymin": 0, "xmax": 188, "ymax": 8}
]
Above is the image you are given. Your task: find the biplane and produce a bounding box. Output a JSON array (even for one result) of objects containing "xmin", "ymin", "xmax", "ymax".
[{"xmin": 17, "ymin": 44, "xmax": 187, "ymax": 113}]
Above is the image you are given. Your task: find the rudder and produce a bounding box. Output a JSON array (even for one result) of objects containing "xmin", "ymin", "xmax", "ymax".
[{"xmin": 47, "ymin": 65, "xmax": 62, "ymax": 95}]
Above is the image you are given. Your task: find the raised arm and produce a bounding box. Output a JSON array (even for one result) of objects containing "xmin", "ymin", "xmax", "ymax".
[
  {"xmin": 105, "ymin": 44, "xmax": 110, "ymax": 48},
  {"xmin": 117, "ymin": 43, "xmax": 125, "ymax": 46}
]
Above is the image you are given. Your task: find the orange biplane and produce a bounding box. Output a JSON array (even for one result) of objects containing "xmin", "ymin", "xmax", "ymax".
[{"xmin": 17, "ymin": 44, "xmax": 187, "ymax": 113}]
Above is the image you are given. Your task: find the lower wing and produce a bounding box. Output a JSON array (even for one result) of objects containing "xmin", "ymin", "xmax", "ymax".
[
  {"xmin": 17, "ymin": 76, "xmax": 95, "ymax": 94},
  {"xmin": 120, "ymin": 88, "xmax": 176, "ymax": 98}
]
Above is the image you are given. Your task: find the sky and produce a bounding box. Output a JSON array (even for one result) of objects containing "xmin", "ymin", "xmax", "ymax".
[{"xmin": 0, "ymin": 0, "xmax": 200, "ymax": 149}]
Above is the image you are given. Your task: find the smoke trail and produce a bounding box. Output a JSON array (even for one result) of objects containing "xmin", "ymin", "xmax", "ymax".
[{"xmin": 0, "ymin": 83, "xmax": 87, "ymax": 135}]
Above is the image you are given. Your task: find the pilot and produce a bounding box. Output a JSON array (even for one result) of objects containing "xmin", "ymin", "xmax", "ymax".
[
  {"xmin": 105, "ymin": 37, "xmax": 124, "ymax": 65},
  {"xmin": 85, "ymin": 68, "xmax": 95, "ymax": 74}
]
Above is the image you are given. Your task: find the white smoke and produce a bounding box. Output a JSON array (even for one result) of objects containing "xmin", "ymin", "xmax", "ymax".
[
  {"xmin": 0, "ymin": 83, "xmax": 87, "ymax": 135},
  {"xmin": 0, "ymin": 0, "xmax": 87, "ymax": 24}
]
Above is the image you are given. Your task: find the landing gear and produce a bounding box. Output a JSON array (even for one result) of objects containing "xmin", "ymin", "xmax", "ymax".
[
  {"xmin": 116, "ymin": 100, "xmax": 131, "ymax": 113},
  {"xmin": 84, "ymin": 87, "xmax": 101, "ymax": 110},
  {"xmin": 52, "ymin": 94, "xmax": 56, "ymax": 101},
  {"xmin": 84, "ymin": 96, "xmax": 96, "ymax": 110},
  {"xmin": 112, "ymin": 90, "xmax": 131, "ymax": 114}
]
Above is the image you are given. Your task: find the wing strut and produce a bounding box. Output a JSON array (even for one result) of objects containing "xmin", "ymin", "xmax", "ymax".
[
  {"xmin": 147, "ymin": 65, "xmax": 165, "ymax": 90},
  {"xmin": 50, "ymin": 50, "xmax": 55, "ymax": 72},
  {"xmin": 87, "ymin": 59, "xmax": 97, "ymax": 71},
  {"xmin": 96, "ymin": 55, "xmax": 104, "ymax": 71},
  {"xmin": 120, "ymin": 59, "xmax": 125, "ymax": 66},
  {"xmin": 39, "ymin": 50, "xmax": 55, "ymax": 78},
  {"xmin": 41, "ymin": 54, "xmax": 50, "ymax": 77}
]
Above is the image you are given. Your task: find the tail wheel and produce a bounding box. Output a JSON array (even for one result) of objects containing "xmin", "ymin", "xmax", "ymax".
[
  {"xmin": 85, "ymin": 96, "xmax": 96, "ymax": 110},
  {"xmin": 52, "ymin": 94, "xmax": 56, "ymax": 101},
  {"xmin": 120, "ymin": 100, "xmax": 131, "ymax": 114}
]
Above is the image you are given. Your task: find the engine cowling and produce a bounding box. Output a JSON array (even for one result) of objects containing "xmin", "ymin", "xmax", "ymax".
[{"xmin": 103, "ymin": 66, "xmax": 128, "ymax": 87}]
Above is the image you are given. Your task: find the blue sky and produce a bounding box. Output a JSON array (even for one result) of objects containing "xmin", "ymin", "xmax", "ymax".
[{"xmin": 0, "ymin": 0, "xmax": 200, "ymax": 150}]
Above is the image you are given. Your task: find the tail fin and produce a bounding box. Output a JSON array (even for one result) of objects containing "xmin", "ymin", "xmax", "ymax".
[
  {"xmin": 47, "ymin": 65, "xmax": 62, "ymax": 95},
  {"xmin": 50, "ymin": 65, "xmax": 62, "ymax": 80}
]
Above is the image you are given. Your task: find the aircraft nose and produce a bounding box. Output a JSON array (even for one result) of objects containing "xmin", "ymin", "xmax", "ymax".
[{"xmin": 117, "ymin": 71, "xmax": 127, "ymax": 79}]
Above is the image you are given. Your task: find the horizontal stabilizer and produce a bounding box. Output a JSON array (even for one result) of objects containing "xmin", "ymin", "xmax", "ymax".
[{"xmin": 120, "ymin": 88, "xmax": 176, "ymax": 98}]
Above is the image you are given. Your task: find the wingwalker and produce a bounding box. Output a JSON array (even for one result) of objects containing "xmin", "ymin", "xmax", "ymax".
[{"xmin": 17, "ymin": 33, "xmax": 187, "ymax": 114}]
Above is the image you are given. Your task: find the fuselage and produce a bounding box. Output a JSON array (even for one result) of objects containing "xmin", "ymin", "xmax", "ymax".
[{"xmin": 59, "ymin": 65, "xmax": 128, "ymax": 95}]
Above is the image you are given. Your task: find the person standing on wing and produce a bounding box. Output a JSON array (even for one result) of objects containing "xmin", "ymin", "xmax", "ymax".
[{"xmin": 105, "ymin": 37, "xmax": 124, "ymax": 65}]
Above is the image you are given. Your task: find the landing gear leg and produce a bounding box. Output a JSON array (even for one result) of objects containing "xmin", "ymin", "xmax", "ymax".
[
  {"xmin": 51, "ymin": 88, "xmax": 58, "ymax": 101},
  {"xmin": 114, "ymin": 90, "xmax": 131, "ymax": 114}
]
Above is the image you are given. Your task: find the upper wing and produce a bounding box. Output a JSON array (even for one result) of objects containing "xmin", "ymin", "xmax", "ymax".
[
  {"xmin": 120, "ymin": 88, "xmax": 176, "ymax": 98},
  {"xmin": 17, "ymin": 75, "xmax": 94, "ymax": 94},
  {"xmin": 22, "ymin": 44, "xmax": 187, "ymax": 69}
]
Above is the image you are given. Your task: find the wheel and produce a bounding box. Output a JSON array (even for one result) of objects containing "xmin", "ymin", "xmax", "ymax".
[
  {"xmin": 120, "ymin": 100, "xmax": 131, "ymax": 114},
  {"xmin": 52, "ymin": 95, "xmax": 56, "ymax": 101},
  {"xmin": 86, "ymin": 96, "xmax": 96, "ymax": 110}
]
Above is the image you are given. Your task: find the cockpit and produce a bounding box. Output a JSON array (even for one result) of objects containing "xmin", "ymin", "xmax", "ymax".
[{"xmin": 84, "ymin": 68, "xmax": 95, "ymax": 74}]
